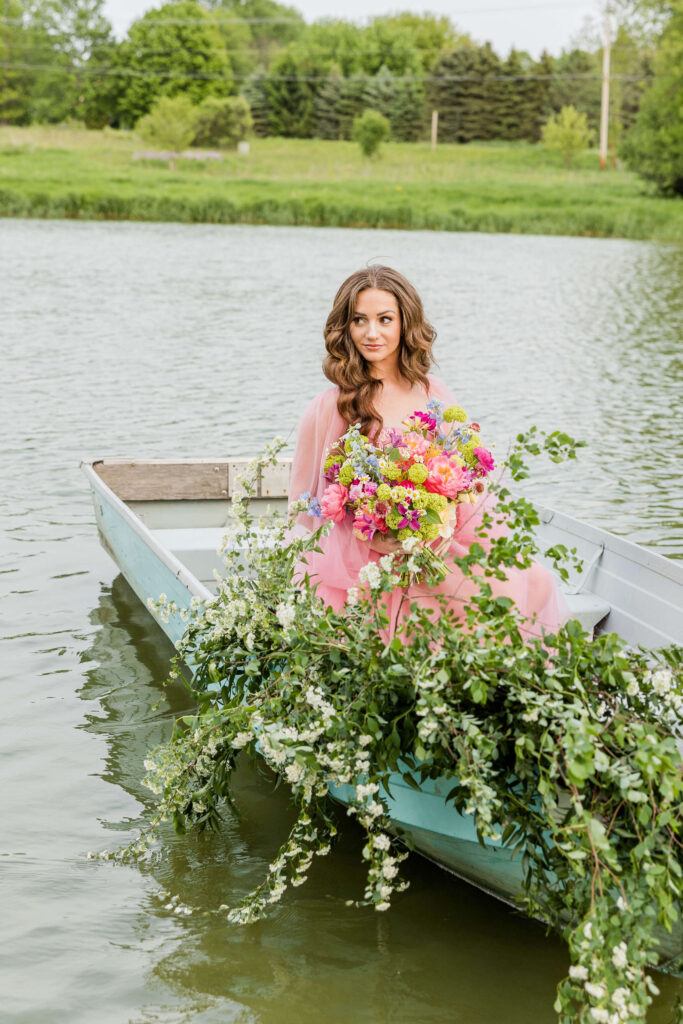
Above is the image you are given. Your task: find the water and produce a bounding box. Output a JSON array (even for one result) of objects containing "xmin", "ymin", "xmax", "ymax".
[{"xmin": 1, "ymin": 219, "xmax": 682, "ymax": 1023}]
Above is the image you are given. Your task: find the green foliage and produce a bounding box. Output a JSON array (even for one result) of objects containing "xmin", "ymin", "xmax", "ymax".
[
  {"xmin": 264, "ymin": 46, "xmax": 320, "ymax": 137},
  {"xmin": 314, "ymin": 64, "xmax": 343, "ymax": 140},
  {"xmin": 0, "ymin": 0, "xmax": 31, "ymax": 124},
  {"xmin": 622, "ymin": 6, "xmax": 683, "ymax": 194},
  {"xmin": 549, "ymin": 49, "xmax": 601, "ymax": 133},
  {"xmin": 542, "ymin": 105, "xmax": 594, "ymax": 168},
  {"xmin": 351, "ymin": 108, "xmax": 390, "ymax": 157},
  {"xmin": 100, "ymin": 430, "xmax": 683, "ymax": 1024},
  {"xmin": 241, "ymin": 70, "xmax": 269, "ymax": 137},
  {"xmin": 135, "ymin": 94, "xmax": 198, "ymax": 153},
  {"xmin": 116, "ymin": 0, "xmax": 234, "ymax": 127},
  {"xmin": 20, "ymin": 0, "xmax": 114, "ymax": 124},
  {"xmin": 193, "ymin": 95, "xmax": 252, "ymax": 147}
]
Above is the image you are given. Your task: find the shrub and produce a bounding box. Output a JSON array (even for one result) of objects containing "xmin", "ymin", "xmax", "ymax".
[
  {"xmin": 135, "ymin": 95, "xmax": 197, "ymax": 154},
  {"xmin": 541, "ymin": 105, "xmax": 593, "ymax": 168},
  {"xmin": 351, "ymin": 109, "xmax": 390, "ymax": 158},
  {"xmin": 193, "ymin": 96, "xmax": 253, "ymax": 149}
]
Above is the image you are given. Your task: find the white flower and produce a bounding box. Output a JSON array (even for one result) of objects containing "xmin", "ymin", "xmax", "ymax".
[
  {"xmin": 379, "ymin": 554, "xmax": 395, "ymax": 572},
  {"xmin": 375, "ymin": 901, "xmax": 391, "ymax": 912},
  {"xmin": 284, "ymin": 763, "xmax": 306, "ymax": 785},
  {"xmin": 583, "ymin": 921, "xmax": 593, "ymax": 940},
  {"xmin": 401, "ymin": 536, "xmax": 419, "ymax": 553},
  {"xmin": 358, "ymin": 734, "xmax": 373, "ymax": 747},
  {"xmin": 644, "ymin": 975, "xmax": 660, "ymax": 996},
  {"xmin": 589, "ymin": 1010, "xmax": 609, "ymax": 1023},
  {"xmin": 569, "ymin": 965, "xmax": 589, "ymax": 981},
  {"xmin": 346, "ymin": 587, "xmax": 360, "ymax": 606},
  {"xmin": 611, "ymin": 942, "xmax": 628, "ymax": 970},
  {"xmin": 382, "ymin": 862, "xmax": 399, "ymax": 879},
  {"xmin": 275, "ymin": 602, "xmax": 296, "ymax": 630},
  {"xmin": 355, "ymin": 782, "xmax": 379, "ymax": 800},
  {"xmin": 616, "ymin": 895, "xmax": 628, "ymax": 912},
  {"xmin": 358, "ymin": 562, "xmax": 382, "ymax": 590},
  {"xmin": 232, "ymin": 732, "xmax": 251, "ymax": 749},
  {"xmin": 651, "ymin": 669, "xmax": 672, "ymax": 695},
  {"xmin": 373, "ymin": 833, "xmax": 391, "ymax": 851},
  {"xmin": 585, "ymin": 982, "xmax": 607, "ymax": 1000},
  {"xmin": 380, "ymin": 885, "xmax": 393, "ymax": 899}
]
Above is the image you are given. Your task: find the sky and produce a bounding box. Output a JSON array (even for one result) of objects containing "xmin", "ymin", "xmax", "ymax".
[{"xmin": 102, "ymin": 0, "xmax": 604, "ymax": 58}]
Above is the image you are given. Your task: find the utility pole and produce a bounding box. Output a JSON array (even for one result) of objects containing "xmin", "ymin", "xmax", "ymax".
[
  {"xmin": 431, "ymin": 110, "xmax": 438, "ymax": 152},
  {"xmin": 599, "ymin": 2, "xmax": 611, "ymax": 170}
]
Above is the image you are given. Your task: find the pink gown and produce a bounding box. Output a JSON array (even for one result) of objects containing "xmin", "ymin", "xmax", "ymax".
[{"xmin": 288, "ymin": 374, "xmax": 569, "ymax": 641}]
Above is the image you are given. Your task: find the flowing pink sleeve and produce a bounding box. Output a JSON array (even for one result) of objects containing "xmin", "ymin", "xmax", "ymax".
[{"xmin": 288, "ymin": 389, "xmax": 339, "ymax": 533}]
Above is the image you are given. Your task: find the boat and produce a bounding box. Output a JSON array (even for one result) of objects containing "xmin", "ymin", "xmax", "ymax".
[{"xmin": 82, "ymin": 456, "xmax": 683, "ymax": 969}]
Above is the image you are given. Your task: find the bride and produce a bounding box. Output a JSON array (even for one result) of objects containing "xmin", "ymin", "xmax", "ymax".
[{"xmin": 288, "ymin": 265, "xmax": 568, "ymax": 639}]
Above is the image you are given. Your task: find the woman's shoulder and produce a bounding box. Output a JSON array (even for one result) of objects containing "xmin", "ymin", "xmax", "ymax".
[
  {"xmin": 297, "ymin": 386, "xmax": 340, "ymax": 428},
  {"xmin": 426, "ymin": 373, "xmax": 456, "ymax": 404}
]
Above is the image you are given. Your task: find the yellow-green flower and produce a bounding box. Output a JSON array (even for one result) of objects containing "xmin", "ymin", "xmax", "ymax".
[
  {"xmin": 338, "ymin": 462, "xmax": 355, "ymax": 486},
  {"xmin": 383, "ymin": 463, "xmax": 401, "ymax": 481},
  {"xmin": 420, "ymin": 522, "xmax": 441, "ymax": 541},
  {"xmin": 376, "ymin": 483, "xmax": 392, "ymax": 501},
  {"xmin": 408, "ymin": 463, "xmax": 428, "ymax": 485},
  {"xmin": 443, "ymin": 405, "xmax": 467, "ymax": 423},
  {"xmin": 386, "ymin": 511, "xmax": 401, "ymax": 530}
]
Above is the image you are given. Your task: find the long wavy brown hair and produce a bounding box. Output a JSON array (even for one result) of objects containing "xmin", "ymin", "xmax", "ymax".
[{"xmin": 323, "ymin": 265, "xmax": 436, "ymax": 436}]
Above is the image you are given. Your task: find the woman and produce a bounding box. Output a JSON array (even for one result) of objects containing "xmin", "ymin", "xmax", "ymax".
[{"xmin": 288, "ymin": 265, "xmax": 568, "ymax": 639}]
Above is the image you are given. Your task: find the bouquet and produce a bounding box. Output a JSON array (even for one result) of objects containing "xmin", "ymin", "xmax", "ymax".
[{"xmin": 307, "ymin": 398, "xmax": 495, "ymax": 565}]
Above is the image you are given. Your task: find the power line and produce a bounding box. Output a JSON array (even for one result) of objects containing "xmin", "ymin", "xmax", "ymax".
[{"xmin": 0, "ymin": 60, "xmax": 656, "ymax": 82}]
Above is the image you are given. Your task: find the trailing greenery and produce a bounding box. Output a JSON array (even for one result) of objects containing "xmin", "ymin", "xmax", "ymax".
[
  {"xmin": 98, "ymin": 431, "xmax": 683, "ymax": 1024},
  {"xmin": 2, "ymin": 130, "xmax": 682, "ymax": 240}
]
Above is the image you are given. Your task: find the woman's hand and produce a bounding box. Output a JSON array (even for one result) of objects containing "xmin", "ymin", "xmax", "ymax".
[{"xmin": 369, "ymin": 532, "xmax": 403, "ymax": 555}]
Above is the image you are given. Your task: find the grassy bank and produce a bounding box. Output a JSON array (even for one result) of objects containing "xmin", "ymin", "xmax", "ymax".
[{"xmin": 1, "ymin": 125, "xmax": 681, "ymax": 240}]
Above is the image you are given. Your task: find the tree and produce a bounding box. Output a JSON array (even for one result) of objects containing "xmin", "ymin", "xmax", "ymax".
[
  {"xmin": 314, "ymin": 63, "xmax": 342, "ymax": 139},
  {"xmin": 265, "ymin": 46, "xmax": 321, "ymax": 136},
  {"xmin": 214, "ymin": 0, "xmax": 304, "ymax": 67},
  {"xmin": 135, "ymin": 94, "xmax": 197, "ymax": 155},
  {"xmin": 549, "ymin": 48, "xmax": 601, "ymax": 131},
  {"xmin": 362, "ymin": 63, "xmax": 396, "ymax": 126},
  {"xmin": 117, "ymin": 0, "xmax": 234, "ymax": 127},
  {"xmin": 622, "ymin": 4, "xmax": 683, "ymax": 194},
  {"xmin": 370, "ymin": 12, "xmax": 468, "ymax": 72},
  {"xmin": 427, "ymin": 45, "xmax": 478, "ymax": 143},
  {"xmin": 390, "ymin": 76, "xmax": 424, "ymax": 142},
  {"xmin": 542, "ymin": 104, "xmax": 593, "ymax": 167},
  {"xmin": 21, "ymin": 0, "xmax": 114, "ymax": 123},
  {"xmin": 337, "ymin": 75, "xmax": 366, "ymax": 140},
  {"xmin": 0, "ymin": 0, "xmax": 30, "ymax": 123},
  {"xmin": 351, "ymin": 108, "xmax": 389, "ymax": 156},
  {"xmin": 241, "ymin": 69, "xmax": 269, "ymax": 136},
  {"xmin": 193, "ymin": 94, "xmax": 252, "ymax": 146}
]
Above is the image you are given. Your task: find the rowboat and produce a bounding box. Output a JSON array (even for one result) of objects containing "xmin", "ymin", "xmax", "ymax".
[{"xmin": 82, "ymin": 456, "xmax": 683, "ymax": 969}]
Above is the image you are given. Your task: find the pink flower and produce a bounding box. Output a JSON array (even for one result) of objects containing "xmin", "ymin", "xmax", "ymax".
[
  {"xmin": 320, "ymin": 483, "xmax": 349, "ymax": 523},
  {"xmin": 425, "ymin": 455, "xmax": 468, "ymax": 498},
  {"xmin": 400, "ymin": 432, "xmax": 431, "ymax": 458},
  {"xmin": 349, "ymin": 480, "xmax": 378, "ymax": 503},
  {"xmin": 473, "ymin": 447, "xmax": 494, "ymax": 473},
  {"xmin": 353, "ymin": 510, "xmax": 377, "ymax": 540}
]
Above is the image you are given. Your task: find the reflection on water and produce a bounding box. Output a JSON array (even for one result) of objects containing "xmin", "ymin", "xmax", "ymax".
[{"xmin": 2, "ymin": 220, "xmax": 682, "ymax": 1022}]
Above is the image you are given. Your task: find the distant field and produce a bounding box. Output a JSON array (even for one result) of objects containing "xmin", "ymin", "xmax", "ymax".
[{"xmin": 1, "ymin": 125, "xmax": 681, "ymax": 240}]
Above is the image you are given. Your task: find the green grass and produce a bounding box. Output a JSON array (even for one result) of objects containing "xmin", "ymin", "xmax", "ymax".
[{"xmin": 1, "ymin": 125, "xmax": 682, "ymax": 240}]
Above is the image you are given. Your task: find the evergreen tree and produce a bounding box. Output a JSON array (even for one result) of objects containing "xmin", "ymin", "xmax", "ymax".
[
  {"xmin": 362, "ymin": 63, "xmax": 396, "ymax": 125},
  {"xmin": 265, "ymin": 48, "xmax": 317, "ymax": 136},
  {"xmin": 390, "ymin": 76, "xmax": 424, "ymax": 141},
  {"xmin": 525, "ymin": 49, "xmax": 555, "ymax": 141},
  {"xmin": 498, "ymin": 49, "xmax": 526, "ymax": 139},
  {"xmin": 241, "ymin": 69, "xmax": 269, "ymax": 136},
  {"xmin": 427, "ymin": 45, "xmax": 478, "ymax": 143},
  {"xmin": 337, "ymin": 75, "xmax": 366, "ymax": 140},
  {"xmin": 461, "ymin": 42, "xmax": 503, "ymax": 141},
  {"xmin": 550, "ymin": 48, "xmax": 601, "ymax": 132},
  {"xmin": 314, "ymin": 63, "xmax": 342, "ymax": 139}
]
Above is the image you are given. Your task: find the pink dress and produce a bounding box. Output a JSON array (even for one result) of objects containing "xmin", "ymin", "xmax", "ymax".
[{"xmin": 288, "ymin": 374, "xmax": 569, "ymax": 641}]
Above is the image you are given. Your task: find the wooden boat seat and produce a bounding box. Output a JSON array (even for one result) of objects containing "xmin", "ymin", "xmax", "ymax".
[{"xmin": 152, "ymin": 528, "xmax": 612, "ymax": 636}]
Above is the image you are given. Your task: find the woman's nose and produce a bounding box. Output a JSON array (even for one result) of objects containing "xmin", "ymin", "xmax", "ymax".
[{"xmin": 366, "ymin": 320, "xmax": 379, "ymax": 338}]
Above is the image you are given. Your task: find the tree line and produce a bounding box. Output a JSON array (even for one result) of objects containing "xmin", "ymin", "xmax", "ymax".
[{"xmin": 0, "ymin": 0, "xmax": 656, "ymax": 144}]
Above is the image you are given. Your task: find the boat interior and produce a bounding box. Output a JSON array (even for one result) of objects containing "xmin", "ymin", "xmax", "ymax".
[{"xmin": 90, "ymin": 458, "xmax": 683, "ymax": 648}]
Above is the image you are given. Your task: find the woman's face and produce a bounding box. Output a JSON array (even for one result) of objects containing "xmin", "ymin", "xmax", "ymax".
[{"xmin": 349, "ymin": 288, "xmax": 402, "ymax": 373}]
